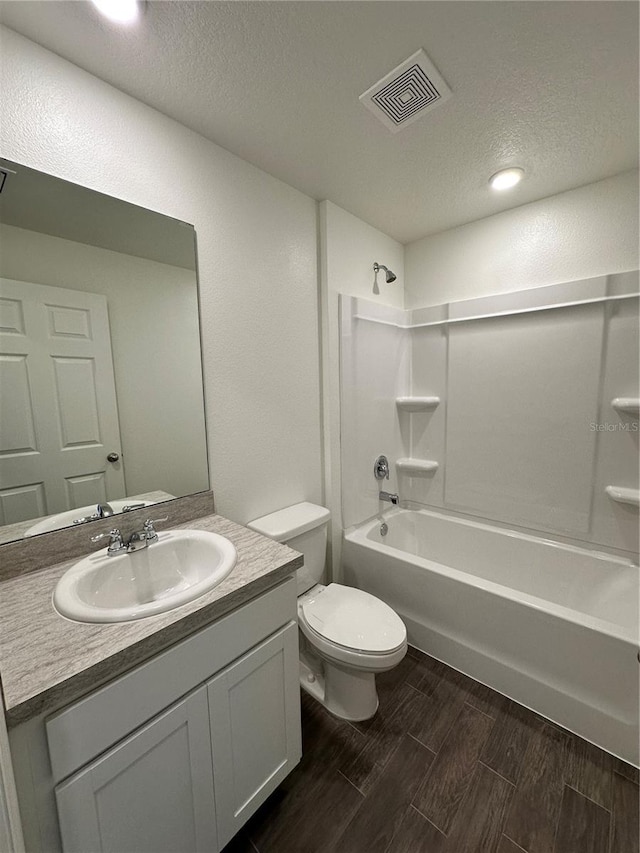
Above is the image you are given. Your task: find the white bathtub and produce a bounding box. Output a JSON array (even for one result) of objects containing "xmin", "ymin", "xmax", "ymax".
[{"xmin": 342, "ymin": 507, "xmax": 640, "ymax": 765}]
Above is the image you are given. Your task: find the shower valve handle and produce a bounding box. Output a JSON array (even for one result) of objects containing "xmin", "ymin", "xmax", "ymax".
[{"xmin": 374, "ymin": 455, "xmax": 390, "ymax": 480}]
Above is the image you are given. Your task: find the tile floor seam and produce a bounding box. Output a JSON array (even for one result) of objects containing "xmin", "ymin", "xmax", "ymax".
[
  {"xmin": 502, "ymin": 832, "xmax": 530, "ymax": 853},
  {"xmin": 406, "ymin": 731, "xmax": 438, "ymax": 758},
  {"xmin": 406, "ymin": 741, "xmax": 439, "ymax": 816},
  {"xmin": 337, "ymin": 768, "xmax": 367, "ymax": 798},
  {"xmin": 408, "ymin": 801, "xmax": 450, "ymax": 838},
  {"xmin": 550, "ymin": 784, "xmax": 568, "ymax": 853},
  {"xmin": 608, "ymin": 801, "xmax": 615, "ymax": 853},
  {"xmin": 425, "ymin": 692, "xmax": 468, "ymax": 757},
  {"xmin": 510, "ymin": 722, "xmax": 541, "ymax": 791},
  {"xmin": 406, "ymin": 729, "xmax": 440, "ymax": 757},
  {"xmin": 564, "ymin": 782, "xmax": 613, "ymax": 814},
  {"xmin": 612, "ymin": 768, "xmax": 639, "ymax": 786},
  {"xmin": 478, "ymin": 758, "xmax": 517, "ymax": 788},
  {"xmin": 406, "ymin": 670, "xmax": 442, "ymax": 699},
  {"xmin": 404, "ymin": 681, "xmax": 426, "ymax": 697},
  {"xmin": 405, "ymin": 682, "xmax": 429, "ymax": 700},
  {"xmin": 462, "ymin": 698, "xmax": 496, "ymax": 720},
  {"xmin": 342, "ymin": 702, "xmax": 414, "ymax": 787}
]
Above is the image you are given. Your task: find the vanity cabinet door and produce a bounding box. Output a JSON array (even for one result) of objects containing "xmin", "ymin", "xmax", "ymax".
[
  {"xmin": 208, "ymin": 621, "xmax": 302, "ymax": 848},
  {"xmin": 55, "ymin": 685, "xmax": 217, "ymax": 853}
]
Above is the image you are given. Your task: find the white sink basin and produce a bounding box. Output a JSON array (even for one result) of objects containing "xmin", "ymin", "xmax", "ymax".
[
  {"xmin": 53, "ymin": 529, "xmax": 237, "ymax": 623},
  {"xmin": 25, "ymin": 499, "xmax": 157, "ymax": 537}
]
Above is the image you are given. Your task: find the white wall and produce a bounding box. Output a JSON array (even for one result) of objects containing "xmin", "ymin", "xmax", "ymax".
[
  {"xmin": 0, "ymin": 27, "xmax": 322, "ymax": 524},
  {"xmin": 321, "ymin": 202, "xmax": 405, "ymax": 311},
  {"xmin": 405, "ymin": 170, "xmax": 639, "ymax": 308},
  {"xmin": 319, "ymin": 201, "xmax": 404, "ymax": 574},
  {"xmin": 0, "ymin": 223, "xmax": 207, "ymax": 499}
]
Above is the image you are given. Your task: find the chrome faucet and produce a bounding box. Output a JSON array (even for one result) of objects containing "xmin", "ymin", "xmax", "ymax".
[
  {"xmin": 90, "ymin": 517, "xmax": 168, "ymax": 555},
  {"xmin": 125, "ymin": 517, "xmax": 168, "ymax": 552},
  {"xmin": 73, "ymin": 502, "xmax": 115, "ymax": 525},
  {"xmin": 379, "ymin": 491, "xmax": 399, "ymax": 506},
  {"xmin": 90, "ymin": 528, "xmax": 126, "ymax": 555}
]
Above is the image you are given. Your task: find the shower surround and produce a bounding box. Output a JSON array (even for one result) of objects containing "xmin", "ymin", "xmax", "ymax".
[{"xmin": 339, "ymin": 272, "xmax": 639, "ymax": 764}]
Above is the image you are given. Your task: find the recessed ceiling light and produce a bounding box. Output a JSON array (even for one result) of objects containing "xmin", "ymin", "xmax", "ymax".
[
  {"xmin": 91, "ymin": 0, "xmax": 140, "ymax": 25},
  {"xmin": 489, "ymin": 167, "xmax": 525, "ymax": 191}
]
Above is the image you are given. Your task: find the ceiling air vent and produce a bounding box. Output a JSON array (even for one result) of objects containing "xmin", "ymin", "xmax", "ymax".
[{"xmin": 359, "ymin": 49, "xmax": 452, "ymax": 133}]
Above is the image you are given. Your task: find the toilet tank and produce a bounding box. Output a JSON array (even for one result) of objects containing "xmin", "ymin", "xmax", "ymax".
[{"xmin": 247, "ymin": 502, "xmax": 330, "ymax": 595}]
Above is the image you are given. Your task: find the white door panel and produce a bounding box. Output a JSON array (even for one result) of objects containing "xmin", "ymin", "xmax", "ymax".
[
  {"xmin": 0, "ymin": 354, "xmax": 37, "ymax": 453},
  {"xmin": 0, "ymin": 279, "xmax": 125, "ymax": 524}
]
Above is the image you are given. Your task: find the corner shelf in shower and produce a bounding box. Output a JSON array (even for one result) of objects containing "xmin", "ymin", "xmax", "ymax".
[
  {"xmin": 395, "ymin": 396, "xmax": 440, "ymax": 412},
  {"xmin": 605, "ymin": 486, "xmax": 640, "ymax": 508},
  {"xmin": 611, "ymin": 398, "xmax": 640, "ymax": 416},
  {"xmin": 396, "ymin": 458, "xmax": 439, "ymax": 475}
]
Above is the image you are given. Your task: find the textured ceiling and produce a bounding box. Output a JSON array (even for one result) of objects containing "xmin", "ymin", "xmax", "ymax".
[{"xmin": 1, "ymin": 1, "xmax": 638, "ymax": 243}]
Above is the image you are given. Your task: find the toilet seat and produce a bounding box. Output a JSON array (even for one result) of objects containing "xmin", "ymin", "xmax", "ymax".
[{"xmin": 299, "ymin": 583, "xmax": 407, "ymax": 655}]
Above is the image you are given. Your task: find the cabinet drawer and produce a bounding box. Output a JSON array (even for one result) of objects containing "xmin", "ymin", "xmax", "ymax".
[{"xmin": 47, "ymin": 576, "xmax": 296, "ymax": 782}]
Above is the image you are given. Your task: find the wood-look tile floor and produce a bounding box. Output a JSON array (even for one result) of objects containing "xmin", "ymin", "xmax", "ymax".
[{"xmin": 224, "ymin": 647, "xmax": 639, "ymax": 853}]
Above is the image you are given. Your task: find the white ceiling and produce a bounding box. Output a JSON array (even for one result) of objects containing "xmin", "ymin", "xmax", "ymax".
[{"xmin": 1, "ymin": 1, "xmax": 638, "ymax": 244}]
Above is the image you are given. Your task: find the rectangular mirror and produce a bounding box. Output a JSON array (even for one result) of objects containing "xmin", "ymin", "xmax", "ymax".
[{"xmin": 0, "ymin": 158, "xmax": 209, "ymax": 544}]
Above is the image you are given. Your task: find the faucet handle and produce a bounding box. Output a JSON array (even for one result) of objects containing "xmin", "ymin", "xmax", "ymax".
[
  {"xmin": 374, "ymin": 455, "xmax": 390, "ymax": 480},
  {"xmin": 143, "ymin": 516, "xmax": 168, "ymax": 530},
  {"xmin": 142, "ymin": 517, "xmax": 169, "ymax": 540},
  {"xmin": 91, "ymin": 528, "xmax": 126, "ymax": 554}
]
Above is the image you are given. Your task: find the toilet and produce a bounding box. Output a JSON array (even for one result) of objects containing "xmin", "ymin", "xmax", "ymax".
[{"xmin": 248, "ymin": 502, "xmax": 407, "ymax": 721}]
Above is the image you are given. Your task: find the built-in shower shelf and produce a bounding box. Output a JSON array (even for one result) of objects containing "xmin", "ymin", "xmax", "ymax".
[
  {"xmin": 395, "ymin": 396, "xmax": 440, "ymax": 412},
  {"xmin": 605, "ymin": 486, "xmax": 640, "ymax": 508},
  {"xmin": 396, "ymin": 458, "xmax": 439, "ymax": 475},
  {"xmin": 611, "ymin": 398, "xmax": 640, "ymax": 416}
]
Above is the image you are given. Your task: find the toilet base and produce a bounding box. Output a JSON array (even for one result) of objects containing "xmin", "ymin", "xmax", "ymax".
[{"xmin": 299, "ymin": 656, "xmax": 379, "ymax": 722}]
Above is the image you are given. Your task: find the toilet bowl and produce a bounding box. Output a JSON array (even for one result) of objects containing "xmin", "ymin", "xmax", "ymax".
[
  {"xmin": 297, "ymin": 582, "xmax": 407, "ymax": 719},
  {"xmin": 248, "ymin": 503, "xmax": 407, "ymax": 721}
]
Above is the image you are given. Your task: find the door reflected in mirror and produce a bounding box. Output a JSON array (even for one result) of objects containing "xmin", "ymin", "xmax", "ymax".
[{"xmin": 0, "ymin": 159, "xmax": 209, "ymax": 544}]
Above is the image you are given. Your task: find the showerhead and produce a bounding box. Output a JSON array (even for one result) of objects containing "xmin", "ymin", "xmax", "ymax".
[{"xmin": 373, "ymin": 262, "xmax": 397, "ymax": 284}]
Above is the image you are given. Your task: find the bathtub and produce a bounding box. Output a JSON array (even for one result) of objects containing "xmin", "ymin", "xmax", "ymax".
[{"xmin": 342, "ymin": 507, "xmax": 640, "ymax": 765}]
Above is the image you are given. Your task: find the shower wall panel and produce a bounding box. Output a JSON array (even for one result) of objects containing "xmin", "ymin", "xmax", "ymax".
[
  {"xmin": 340, "ymin": 297, "xmax": 409, "ymax": 529},
  {"xmin": 444, "ymin": 304, "xmax": 603, "ymax": 535},
  {"xmin": 339, "ymin": 273, "xmax": 639, "ymax": 554}
]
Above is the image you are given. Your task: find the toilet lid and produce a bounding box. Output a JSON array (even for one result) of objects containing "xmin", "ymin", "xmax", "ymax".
[{"xmin": 300, "ymin": 583, "xmax": 406, "ymax": 653}]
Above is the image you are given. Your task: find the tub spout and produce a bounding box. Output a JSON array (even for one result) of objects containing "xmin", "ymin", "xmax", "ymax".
[{"xmin": 379, "ymin": 491, "xmax": 399, "ymax": 506}]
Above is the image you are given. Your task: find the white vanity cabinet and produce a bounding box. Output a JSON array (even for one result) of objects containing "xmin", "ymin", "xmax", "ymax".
[
  {"xmin": 208, "ymin": 622, "xmax": 299, "ymax": 846},
  {"xmin": 55, "ymin": 685, "xmax": 218, "ymax": 853},
  {"xmin": 12, "ymin": 577, "xmax": 301, "ymax": 853}
]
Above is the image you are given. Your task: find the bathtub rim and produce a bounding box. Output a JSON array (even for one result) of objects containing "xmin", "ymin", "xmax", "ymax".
[
  {"xmin": 344, "ymin": 506, "xmax": 639, "ymax": 646},
  {"xmin": 346, "ymin": 501, "xmax": 639, "ymax": 565}
]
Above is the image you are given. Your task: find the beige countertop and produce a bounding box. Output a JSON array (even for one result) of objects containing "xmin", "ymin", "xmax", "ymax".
[{"xmin": 0, "ymin": 513, "xmax": 302, "ymax": 726}]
